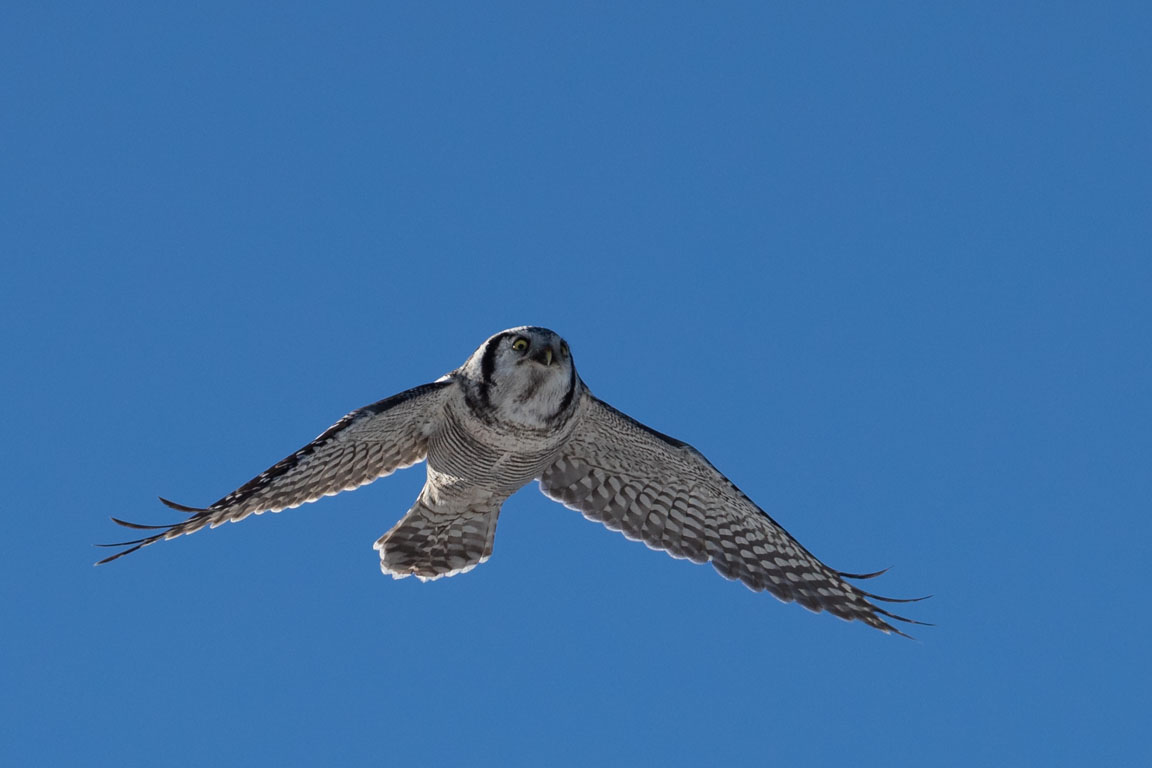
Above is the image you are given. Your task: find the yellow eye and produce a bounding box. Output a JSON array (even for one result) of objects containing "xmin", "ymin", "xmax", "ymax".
[
  {"xmin": 560, "ymin": 341, "xmax": 569, "ymax": 356},
  {"xmin": 511, "ymin": 337, "xmax": 529, "ymax": 352}
]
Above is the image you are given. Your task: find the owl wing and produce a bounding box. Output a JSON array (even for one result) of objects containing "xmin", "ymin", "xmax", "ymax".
[
  {"xmin": 97, "ymin": 381, "xmax": 455, "ymax": 564},
  {"xmin": 538, "ymin": 393, "xmax": 926, "ymax": 635}
]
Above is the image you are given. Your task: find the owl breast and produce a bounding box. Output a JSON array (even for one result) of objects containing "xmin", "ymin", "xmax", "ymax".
[{"xmin": 427, "ymin": 399, "xmax": 573, "ymax": 495}]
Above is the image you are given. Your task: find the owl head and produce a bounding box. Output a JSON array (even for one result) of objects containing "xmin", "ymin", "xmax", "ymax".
[{"xmin": 458, "ymin": 326, "xmax": 579, "ymax": 428}]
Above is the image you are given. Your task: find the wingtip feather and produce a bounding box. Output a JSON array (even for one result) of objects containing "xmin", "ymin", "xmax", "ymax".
[
  {"xmin": 110, "ymin": 516, "xmax": 173, "ymax": 530},
  {"xmin": 158, "ymin": 496, "xmax": 208, "ymax": 513},
  {"xmin": 838, "ymin": 566, "xmax": 891, "ymax": 580}
]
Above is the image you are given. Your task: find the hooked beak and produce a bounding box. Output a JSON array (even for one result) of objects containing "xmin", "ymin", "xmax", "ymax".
[{"xmin": 532, "ymin": 346, "xmax": 555, "ymax": 367}]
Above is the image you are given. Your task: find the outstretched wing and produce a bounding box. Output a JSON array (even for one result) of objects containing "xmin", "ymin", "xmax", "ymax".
[
  {"xmin": 97, "ymin": 381, "xmax": 454, "ymax": 564},
  {"xmin": 538, "ymin": 394, "xmax": 926, "ymax": 635}
]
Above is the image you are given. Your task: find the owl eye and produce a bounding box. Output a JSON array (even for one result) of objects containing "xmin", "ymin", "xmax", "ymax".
[
  {"xmin": 511, "ymin": 337, "xmax": 530, "ymax": 352},
  {"xmin": 560, "ymin": 341, "xmax": 569, "ymax": 357}
]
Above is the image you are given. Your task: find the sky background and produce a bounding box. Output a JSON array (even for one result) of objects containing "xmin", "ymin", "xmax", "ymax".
[{"xmin": 3, "ymin": 2, "xmax": 1150, "ymax": 766}]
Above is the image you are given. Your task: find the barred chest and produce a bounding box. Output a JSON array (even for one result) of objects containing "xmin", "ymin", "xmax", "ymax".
[{"xmin": 426, "ymin": 399, "xmax": 576, "ymax": 494}]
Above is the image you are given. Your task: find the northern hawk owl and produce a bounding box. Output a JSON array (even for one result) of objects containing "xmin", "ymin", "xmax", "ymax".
[{"xmin": 99, "ymin": 327, "xmax": 924, "ymax": 635}]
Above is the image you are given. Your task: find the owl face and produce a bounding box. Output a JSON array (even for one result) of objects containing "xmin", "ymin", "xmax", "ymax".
[{"xmin": 461, "ymin": 326, "xmax": 578, "ymax": 428}]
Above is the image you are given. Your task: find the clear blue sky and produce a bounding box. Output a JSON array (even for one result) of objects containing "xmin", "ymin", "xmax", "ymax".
[{"xmin": 3, "ymin": 3, "xmax": 1149, "ymax": 766}]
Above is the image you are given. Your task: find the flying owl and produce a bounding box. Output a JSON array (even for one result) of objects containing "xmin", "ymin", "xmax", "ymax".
[{"xmin": 99, "ymin": 327, "xmax": 924, "ymax": 635}]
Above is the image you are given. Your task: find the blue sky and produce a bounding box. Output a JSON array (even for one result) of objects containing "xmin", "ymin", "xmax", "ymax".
[{"xmin": 3, "ymin": 2, "xmax": 1149, "ymax": 766}]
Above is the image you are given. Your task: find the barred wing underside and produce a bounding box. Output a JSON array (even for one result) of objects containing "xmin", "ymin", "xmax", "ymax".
[
  {"xmin": 539, "ymin": 394, "xmax": 924, "ymax": 635},
  {"xmin": 97, "ymin": 381, "xmax": 453, "ymax": 564}
]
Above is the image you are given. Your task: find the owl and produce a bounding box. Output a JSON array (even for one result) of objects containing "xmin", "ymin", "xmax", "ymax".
[{"xmin": 99, "ymin": 327, "xmax": 924, "ymax": 635}]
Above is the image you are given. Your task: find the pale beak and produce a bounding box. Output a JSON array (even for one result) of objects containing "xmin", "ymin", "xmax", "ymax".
[{"xmin": 532, "ymin": 347, "xmax": 555, "ymax": 366}]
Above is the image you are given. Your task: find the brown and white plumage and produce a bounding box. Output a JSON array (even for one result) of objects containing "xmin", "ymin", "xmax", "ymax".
[
  {"xmin": 539, "ymin": 397, "xmax": 924, "ymax": 634},
  {"xmin": 99, "ymin": 326, "xmax": 925, "ymax": 635},
  {"xmin": 98, "ymin": 382, "xmax": 453, "ymax": 562}
]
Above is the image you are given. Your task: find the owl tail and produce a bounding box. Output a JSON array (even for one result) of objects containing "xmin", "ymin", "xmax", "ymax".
[{"xmin": 374, "ymin": 489, "xmax": 502, "ymax": 582}]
